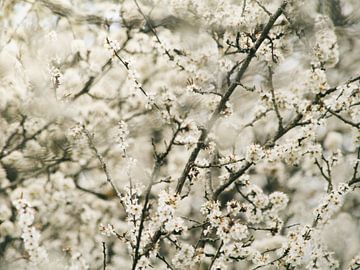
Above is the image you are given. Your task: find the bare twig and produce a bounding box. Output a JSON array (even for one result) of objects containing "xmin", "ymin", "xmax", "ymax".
[
  {"xmin": 268, "ymin": 66, "xmax": 284, "ymax": 131},
  {"xmin": 327, "ymin": 109, "xmax": 360, "ymax": 128},
  {"xmin": 83, "ymin": 127, "xmax": 124, "ymax": 205},
  {"xmin": 133, "ymin": 0, "xmax": 178, "ymax": 65},
  {"xmin": 156, "ymin": 253, "xmax": 175, "ymax": 270},
  {"xmin": 315, "ymin": 158, "xmax": 333, "ymax": 192},
  {"xmin": 102, "ymin": 242, "xmax": 107, "ymax": 270}
]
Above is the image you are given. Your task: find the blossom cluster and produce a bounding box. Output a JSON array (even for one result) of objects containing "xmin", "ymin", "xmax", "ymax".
[{"xmin": 0, "ymin": 0, "xmax": 359, "ymax": 269}]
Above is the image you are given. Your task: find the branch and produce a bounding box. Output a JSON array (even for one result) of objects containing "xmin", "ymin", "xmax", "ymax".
[
  {"xmin": 156, "ymin": 253, "xmax": 175, "ymax": 270},
  {"xmin": 315, "ymin": 157, "xmax": 333, "ymax": 192},
  {"xmin": 73, "ymin": 28, "xmax": 131, "ymax": 100},
  {"xmin": 83, "ymin": 127, "xmax": 124, "ymax": 205},
  {"xmin": 102, "ymin": 242, "xmax": 107, "ymax": 270},
  {"xmin": 133, "ymin": 0, "xmax": 185, "ymax": 70},
  {"xmin": 314, "ymin": 75, "xmax": 360, "ymax": 103},
  {"xmin": 132, "ymin": 122, "xmax": 182, "ymax": 269},
  {"xmin": 208, "ymin": 241, "xmax": 224, "ymax": 270},
  {"xmin": 251, "ymin": 248, "xmax": 289, "ymax": 270},
  {"xmin": 0, "ymin": 121, "xmax": 53, "ymax": 159},
  {"xmin": 213, "ymin": 162, "xmax": 253, "ymax": 200},
  {"xmin": 139, "ymin": 5, "xmax": 288, "ymax": 257},
  {"xmin": 175, "ymin": 1, "xmax": 288, "ymax": 195},
  {"xmin": 268, "ymin": 66, "xmax": 284, "ymax": 131},
  {"xmin": 327, "ymin": 109, "xmax": 360, "ymax": 128},
  {"xmin": 349, "ymin": 147, "xmax": 360, "ymax": 186}
]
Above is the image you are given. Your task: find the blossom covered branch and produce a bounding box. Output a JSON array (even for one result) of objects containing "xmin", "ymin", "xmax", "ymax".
[{"xmin": 0, "ymin": 0, "xmax": 360, "ymax": 269}]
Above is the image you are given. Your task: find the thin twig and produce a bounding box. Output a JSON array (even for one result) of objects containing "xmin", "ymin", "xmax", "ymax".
[
  {"xmin": 349, "ymin": 147, "xmax": 360, "ymax": 186},
  {"xmin": 327, "ymin": 109, "xmax": 360, "ymax": 128},
  {"xmin": 133, "ymin": 0, "xmax": 177, "ymax": 64},
  {"xmin": 315, "ymin": 158, "xmax": 332, "ymax": 192},
  {"xmin": 268, "ymin": 66, "xmax": 284, "ymax": 131},
  {"xmin": 156, "ymin": 253, "xmax": 175, "ymax": 270},
  {"xmin": 83, "ymin": 127, "xmax": 124, "ymax": 206},
  {"xmin": 102, "ymin": 242, "xmax": 107, "ymax": 270}
]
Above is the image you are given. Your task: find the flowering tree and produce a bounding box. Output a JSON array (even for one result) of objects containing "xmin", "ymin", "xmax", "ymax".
[{"xmin": 0, "ymin": 0, "xmax": 360, "ymax": 269}]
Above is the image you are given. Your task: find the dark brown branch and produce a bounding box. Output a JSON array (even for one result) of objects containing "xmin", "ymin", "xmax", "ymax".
[
  {"xmin": 131, "ymin": 163, "xmax": 159, "ymax": 270},
  {"xmin": 72, "ymin": 76, "xmax": 95, "ymax": 100},
  {"xmin": 102, "ymin": 242, "xmax": 107, "ymax": 270},
  {"xmin": 107, "ymin": 40, "xmax": 161, "ymax": 111},
  {"xmin": 315, "ymin": 158, "xmax": 333, "ymax": 192},
  {"xmin": 328, "ymin": 109, "xmax": 360, "ymax": 128},
  {"xmin": 213, "ymin": 162, "xmax": 253, "ymax": 200},
  {"xmin": 194, "ymin": 158, "xmax": 245, "ymax": 169},
  {"xmin": 139, "ymin": 5, "xmax": 288, "ymax": 257}
]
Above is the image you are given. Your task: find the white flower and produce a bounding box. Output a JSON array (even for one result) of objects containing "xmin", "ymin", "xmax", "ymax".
[
  {"xmin": 68, "ymin": 252, "xmax": 89, "ymax": 270},
  {"xmin": 157, "ymin": 189, "xmax": 179, "ymax": 226},
  {"xmin": 99, "ymin": 223, "xmax": 116, "ymax": 237},
  {"xmin": 245, "ymin": 144, "xmax": 265, "ymax": 163},
  {"xmin": 172, "ymin": 244, "xmax": 195, "ymax": 269},
  {"xmin": 313, "ymin": 183, "xmax": 349, "ymax": 225},
  {"xmin": 14, "ymin": 197, "xmax": 48, "ymax": 265},
  {"xmin": 247, "ymin": 185, "xmax": 269, "ymax": 209},
  {"xmin": 212, "ymin": 257, "xmax": 228, "ymax": 270},
  {"xmin": 229, "ymin": 222, "xmax": 248, "ymax": 241},
  {"xmin": 269, "ymin": 192, "xmax": 289, "ymax": 211},
  {"xmin": 285, "ymin": 227, "xmax": 311, "ymax": 266},
  {"xmin": 313, "ymin": 15, "xmax": 339, "ymax": 67},
  {"xmin": 115, "ymin": 120, "xmax": 129, "ymax": 156},
  {"xmin": 164, "ymin": 217, "xmax": 186, "ymax": 233}
]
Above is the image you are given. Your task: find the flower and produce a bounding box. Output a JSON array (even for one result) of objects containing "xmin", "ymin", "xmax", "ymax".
[{"xmin": 245, "ymin": 144, "xmax": 265, "ymax": 163}]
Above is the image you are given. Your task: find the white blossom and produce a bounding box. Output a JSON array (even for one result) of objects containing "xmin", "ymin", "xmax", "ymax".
[{"xmin": 14, "ymin": 197, "xmax": 48, "ymax": 265}]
